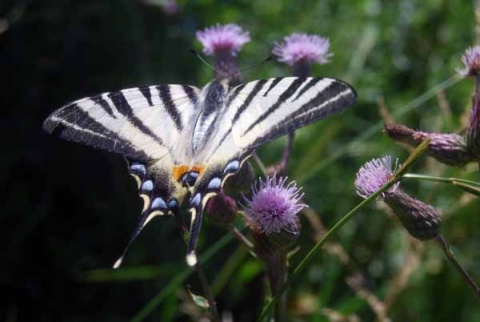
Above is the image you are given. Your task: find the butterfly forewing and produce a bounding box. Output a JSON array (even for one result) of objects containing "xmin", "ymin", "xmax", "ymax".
[{"xmin": 43, "ymin": 85, "xmax": 201, "ymax": 161}]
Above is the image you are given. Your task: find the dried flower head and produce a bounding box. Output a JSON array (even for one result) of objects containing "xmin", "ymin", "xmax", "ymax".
[
  {"xmin": 355, "ymin": 156, "xmax": 400, "ymax": 199},
  {"xmin": 272, "ymin": 33, "xmax": 332, "ymax": 66},
  {"xmin": 458, "ymin": 46, "xmax": 480, "ymax": 77},
  {"xmin": 243, "ymin": 176, "xmax": 305, "ymax": 234},
  {"xmin": 196, "ymin": 23, "xmax": 250, "ymax": 56},
  {"xmin": 384, "ymin": 123, "xmax": 473, "ymax": 167}
]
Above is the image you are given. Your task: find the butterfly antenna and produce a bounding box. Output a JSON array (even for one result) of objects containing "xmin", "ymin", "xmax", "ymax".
[
  {"xmin": 190, "ymin": 49, "xmax": 215, "ymax": 71},
  {"xmin": 239, "ymin": 55, "xmax": 273, "ymax": 74}
]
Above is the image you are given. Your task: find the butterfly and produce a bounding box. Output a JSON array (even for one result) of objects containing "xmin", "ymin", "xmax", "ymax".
[{"xmin": 43, "ymin": 76, "xmax": 356, "ymax": 267}]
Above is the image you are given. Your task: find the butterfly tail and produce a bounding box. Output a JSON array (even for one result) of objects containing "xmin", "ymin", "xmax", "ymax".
[
  {"xmin": 186, "ymin": 197, "xmax": 204, "ymax": 267},
  {"xmin": 113, "ymin": 209, "xmax": 163, "ymax": 268}
]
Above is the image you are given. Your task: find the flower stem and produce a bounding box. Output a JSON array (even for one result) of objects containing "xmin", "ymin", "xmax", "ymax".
[
  {"xmin": 435, "ymin": 234, "xmax": 480, "ymax": 299},
  {"xmin": 280, "ymin": 132, "xmax": 294, "ymax": 174},
  {"xmin": 194, "ymin": 262, "xmax": 222, "ymax": 321},
  {"xmin": 266, "ymin": 251, "xmax": 288, "ymax": 322}
]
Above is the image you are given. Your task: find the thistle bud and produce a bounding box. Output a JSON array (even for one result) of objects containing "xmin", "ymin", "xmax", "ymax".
[
  {"xmin": 384, "ymin": 123, "xmax": 472, "ymax": 167},
  {"xmin": 205, "ymin": 192, "xmax": 238, "ymax": 227},
  {"xmin": 355, "ymin": 156, "xmax": 442, "ymax": 240},
  {"xmin": 383, "ymin": 190, "xmax": 442, "ymax": 240}
]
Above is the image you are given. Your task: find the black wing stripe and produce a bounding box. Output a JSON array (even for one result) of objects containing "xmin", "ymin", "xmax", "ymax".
[
  {"xmin": 226, "ymin": 83, "xmax": 245, "ymax": 106},
  {"xmin": 291, "ymin": 81, "xmax": 355, "ymax": 121},
  {"xmin": 182, "ymin": 85, "xmax": 198, "ymax": 105},
  {"xmin": 139, "ymin": 87, "xmax": 154, "ymax": 106},
  {"xmin": 45, "ymin": 106, "xmax": 151, "ymax": 160},
  {"xmin": 241, "ymin": 77, "xmax": 306, "ymax": 136},
  {"xmin": 263, "ymin": 77, "xmax": 283, "ymax": 96},
  {"xmin": 157, "ymin": 85, "xmax": 183, "ymax": 130},
  {"xmin": 109, "ymin": 91, "xmax": 165, "ymax": 144},
  {"xmin": 92, "ymin": 95, "xmax": 117, "ymax": 118},
  {"xmin": 249, "ymin": 82, "xmax": 355, "ymax": 148},
  {"xmin": 232, "ymin": 80, "xmax": 268, "ymax": 123},
  {"xmin": 292, "ymin": 77, "xmax": 323, "ymax": 102}
]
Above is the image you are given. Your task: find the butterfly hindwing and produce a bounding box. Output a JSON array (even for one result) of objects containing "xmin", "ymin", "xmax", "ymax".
[{"xmin": 114, "ymin": 157, "xmax": 189, "ymax": 268}]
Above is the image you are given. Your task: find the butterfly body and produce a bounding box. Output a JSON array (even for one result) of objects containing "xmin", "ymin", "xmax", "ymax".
[{"xmin": 43, "ymin": 76, "xmax": 356, "ymax": 267}]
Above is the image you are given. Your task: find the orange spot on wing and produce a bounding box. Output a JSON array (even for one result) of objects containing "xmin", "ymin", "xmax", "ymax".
[{"xmin": 172, "ymin": 165, "xmax": 205, "ymax": 181}]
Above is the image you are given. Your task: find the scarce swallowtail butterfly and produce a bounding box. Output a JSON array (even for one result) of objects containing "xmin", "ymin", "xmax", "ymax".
[{"xmin": 43, "ymin": 76, "xmax": 356, "ymax": 267}]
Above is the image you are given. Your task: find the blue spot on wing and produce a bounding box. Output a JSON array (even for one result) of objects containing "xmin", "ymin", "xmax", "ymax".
[
  {"xmin": 141, "ymin": 180, "xmax": 154, "ymax": 191},
  {"xmin": 151, "ymin": 197, "xmax": 168, "ymax": 210},
  {"xmin": 223, "ymin": 160, "xmax": 240, "ymax": 174}
]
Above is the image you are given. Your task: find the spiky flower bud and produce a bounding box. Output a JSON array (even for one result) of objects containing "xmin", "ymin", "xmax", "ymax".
[
  {"xmin": 355, "ymin": 156, "xmax": 399, "ymax": 199},
  {"xmin": 205, "ymin": 192, "xmax": 238, "ymax": 227},
  {"xmin": 273, "ymin": 33, "xmax": 332, "ymax": 77},
  {"xmin": 196, "ymin": 23, "xmax": 250, "ymax": 84},
  {"xmin": 458, "ymin": 46, "xmax": 480, "ymax": 77},
  {"xmin": 383, "ymin": 190, "xmax": 442, "ymax": 240},
  {"xmin": 355, "ymin": 156, "xmax": 442, "ymax": 240},
  {"xmin": 384, "ymin": 123, "xmax": 472, "ymax": 167}
]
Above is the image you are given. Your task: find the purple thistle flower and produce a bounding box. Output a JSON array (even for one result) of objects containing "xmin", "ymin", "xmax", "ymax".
[
  {"xmin": 458, "ymin": 46, "xmax": 480, "ymax": 77},
  {"xmin": 355, "ymin": 156, "xmax": 400, "ymax": 199},
  {"xmin": 244, "ymin": 176, "xmax": 305, "ymax": 235},
  {"xmin": 273, "ymin": 33, "xmax": 332, "ymax": 71},
  {"xmin": 196, "ymin": 23, "xmax": 249, "ymax": 84},
  {"xmin": 355, "ymin": 156, "xmax": 442, "ymax": 240},
  {"xmin": 196, "ymin": 23, "xmax": 250, "ymax": 57}
]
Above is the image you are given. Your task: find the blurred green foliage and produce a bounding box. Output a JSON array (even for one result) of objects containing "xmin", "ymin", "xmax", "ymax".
[{"xmin": 2, "ymin": 0, "xmax": 480, "ymax": 321}]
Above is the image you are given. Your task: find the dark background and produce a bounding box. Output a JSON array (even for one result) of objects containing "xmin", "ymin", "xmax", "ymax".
[{"xmin": 2, "ymin": 1, "xmax": 480, "ymax": 321}]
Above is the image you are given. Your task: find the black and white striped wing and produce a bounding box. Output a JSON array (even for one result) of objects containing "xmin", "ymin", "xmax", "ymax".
[{"xmin": 43, "ymin": 85, "xmax": 201, "ymax": 161}]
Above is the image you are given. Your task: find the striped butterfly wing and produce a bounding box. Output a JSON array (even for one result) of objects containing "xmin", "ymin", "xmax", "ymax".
[
  {"xmin": 43, "ymin": 85, "xmax": 202, "ymax": 267},
  {"xmin": 184, "ymin": 77, "xmax": 356, "ymax": 265}
]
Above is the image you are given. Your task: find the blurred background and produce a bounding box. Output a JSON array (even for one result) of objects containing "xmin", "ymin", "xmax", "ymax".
[{"xmin": 2, "ymin": 0, "xmax": 480, "ymax": 321}]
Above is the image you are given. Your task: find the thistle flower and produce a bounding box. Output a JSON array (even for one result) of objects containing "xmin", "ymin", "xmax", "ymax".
[
  {"xmin": 273, "ymin": 33, "xmax": 332, "ymax": 77},
  {"xmin": 354, "ymin": 156, "xmax": 400, "ymax": 199},
  {"xmin": 196, "ymin": 23, "xmax": 250, "ymax": 84},
  {"xmin": 384, "ymin": 123, "xmax": 472, "ymax": 167},
  {"xmin": 244, "ymin": 176, "xmax": 305, "ymax": 235},
  {"xmin": 355, "ymin": 156, "xmax": 442, "ymax": 240},
  {"xmin": 196, "ymin": 23, "xmax": 250, "ymax": 57},
  {"xmin": 458, "ymin": 46, "xmax": 480, "ymax": 77}
]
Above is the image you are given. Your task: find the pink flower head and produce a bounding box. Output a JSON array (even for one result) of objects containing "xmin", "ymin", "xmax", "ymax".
[
  {"xmin": 272, "ymin": 33, "xmax": 332, "ymax": 66},
  {"xmin": 196, "ymin": 23, "xmax": 250, "ymax": 56},
  {"xmin": 458, "ymin": 46, "xmax": 480, "ymax": 77},
  {"xmin": 244, "ymin": 176, "xmax": 306, "ymax": 234},
  {"xmin": 355, "ymin": 156, "xmax": 400, "ymax": 199}
]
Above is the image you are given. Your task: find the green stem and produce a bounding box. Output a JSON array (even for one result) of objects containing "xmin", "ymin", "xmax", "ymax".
[
  {"xmin": 403, "ymin": 173, "xmax": 480, "ymax": 187},
  {"xmin": 435, "ymin": 234, "xmax": 480, "ymax": 299},
  {"xmin": 131, "ymin": 233, "xmax": 233, "ymax": 322},
  {"xmin": 266, "ymin": 251, "xmax": 288, "ymax": 322}
]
